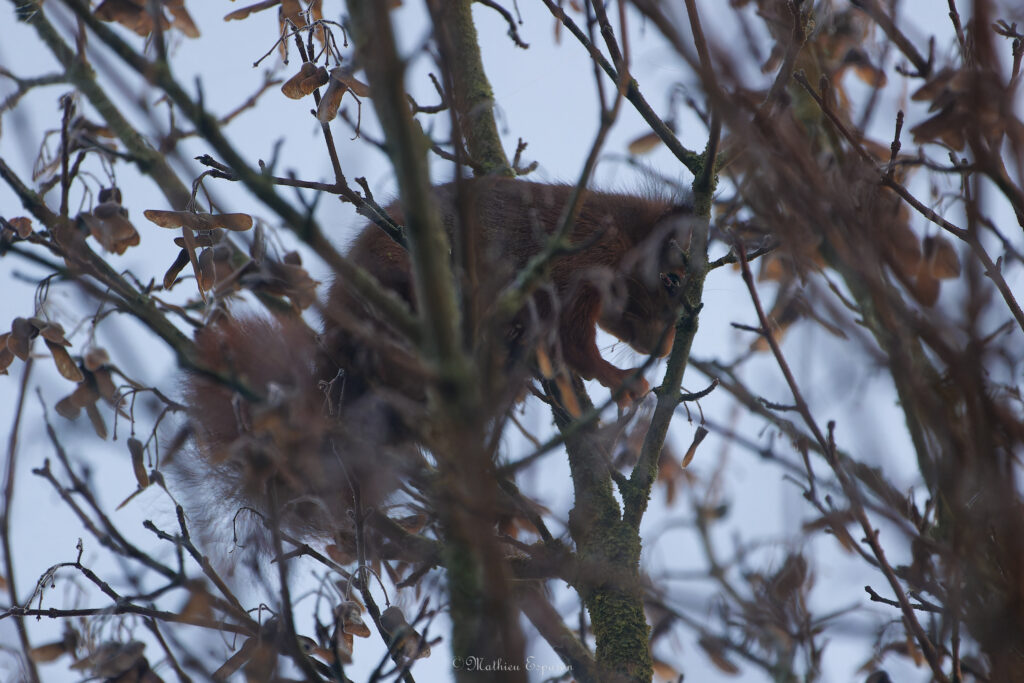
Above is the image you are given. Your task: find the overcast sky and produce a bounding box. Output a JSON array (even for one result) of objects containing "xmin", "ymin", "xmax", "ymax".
[{"xmin": 2, "ymin": 1, "xmax": 1021, "ymax": 681}]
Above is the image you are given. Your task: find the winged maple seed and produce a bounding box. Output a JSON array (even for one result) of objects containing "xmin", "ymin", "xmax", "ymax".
[
  {"xmin": 315, "ymin": 66, "xmax": 370, "ymax": 122},
  {"xmin": 2, "ymin": 317, "xmax": 89, "ymax": 383},
  {"xmin": 77, "ymin": 187, "xmax": 140, "ymax": 255},
  {"xmin": 379, "ymin": 606, "xmax": 431, "ymax": 661},
  {"xmin": 909, "ymin": 66, "xmax": 1022, "ymax": 150},
  {"xmin": 910, "ymin": 234, "xmax": 962, "ymax": 307},
  {"xmin": 94, "ymin": 0, "xmax": 199, "ymax": 39},
  {"xmin": 281, "ymin": 62, "xmax": 329, "ymax": 99},
  {"xmin": 224, "ymin": 0, "xmax": 279, "ymax": 23},
  {"xmin": 143, "ymin": 209, "xmax": 254, "ymax": 232},
  {"xmin": 50, "ymin": 346, "xmax": 123, "ymax": 440}
]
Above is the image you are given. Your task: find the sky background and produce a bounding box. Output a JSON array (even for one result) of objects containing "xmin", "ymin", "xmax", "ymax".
[{"xmin": 1, "ymin": 0, "xmax": 1021, "ymax": 681}]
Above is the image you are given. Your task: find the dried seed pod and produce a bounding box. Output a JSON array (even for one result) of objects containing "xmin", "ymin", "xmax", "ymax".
[
  {"xmin": 37, "ymin": 321, "xmax": 71, "ymax": 346},
  {"xmin": 250, "ymin": 222, "xmax": 266, "ymax": 263},
  {"xmin": 173, "ymin": 234, "xmax": 216, "ymax": 248},
  {"xmin": 128, "ymin": 437, "xmax": 149, "ymax": 489},
  {"xmin": 0, "ymin": 335, "xmax": 14, "ymax": 374},
  {"xmin": 163, "ymin": 249, "xmax": 191, "ymax": 289},
  {"xmin": 84, "ymin": 347, "xmax": 111, "ymax": 372},
  {"xmin": 379, "ymin": 606, "xmax": 430, "ymax": 660},
  {"xmin": 334, "ymin": 629, "xmax": 354, "ymax": 664},
  {"xmin": 336, "ymin": 601, "xmax": 371, "ymax": 638},
  {"xmin": 8, "ymin": 317, "xmax": 37, "ymax": 361},
  {"xmin": 329, "ymin": 66, "xmax": 370, "ymax": 98},
  {"xmin": 281, "ymin": 62, "xmax": 324, "ymax": 99},
  {"xmin": 197, "ymin": 248, "xmax": 217, "ymax": 291},
  {"xmin": 55, "ymin": 382, "xmax": 101, "ymax": 421},
  {"xmin": 85, "ymin": 403, "xmax": 108, "ymax": 439},
  {"xmin": 46, "ymin": 340, "xmax": 85, "ymax": 383},
  {"xmin": 299, "ymin": 66, "xmax": 330, "ymax": 95},
  {"xmin": 627, "ymin": 130, "xmax": 662, "ymax": 155},
  {"xmin": 92, "ymin": 367, "xmax": 120, "ymax": 404},
  {"xmin": 225, "ymin": 0, "xmax": 277, "ymax": 22},
  {"xmin": 79, "ymin": 189, "xmax": 141, "ymax": 255},
  {"xmin": 316, "ymin": 78, "xmax": 346, "ymax": 123},
  {"xmin": 167, "ymin": 1, "xmax": 199, "ymax": 37},
  {"xmin": 94, "ymin": 0, "xmax": 170, "ymax": 37}
]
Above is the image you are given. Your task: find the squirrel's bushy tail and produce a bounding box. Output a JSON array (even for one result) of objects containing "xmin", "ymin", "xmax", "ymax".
[{"xmin": 177, "ymin": 314, "xmax": 411, "ymax": 554}]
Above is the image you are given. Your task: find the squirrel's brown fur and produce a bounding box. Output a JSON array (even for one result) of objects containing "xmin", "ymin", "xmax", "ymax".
[{"xmin": 321, "ymin": 177, "xmax": 690, "ymax": 408}]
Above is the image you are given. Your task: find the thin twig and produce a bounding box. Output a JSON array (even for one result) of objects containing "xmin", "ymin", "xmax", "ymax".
[{"xmin": 1, "ymin": 359, "xmax": 41, "ymax": 683}]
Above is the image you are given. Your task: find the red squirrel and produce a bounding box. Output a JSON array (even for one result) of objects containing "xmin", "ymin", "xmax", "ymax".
[
  {"xmin": 184, "ymin": 178, "xmax": 690, "ymax": 540},
  {"xmin": 320, "ymin": 177, "xmax": 690, "ymax": 408}
]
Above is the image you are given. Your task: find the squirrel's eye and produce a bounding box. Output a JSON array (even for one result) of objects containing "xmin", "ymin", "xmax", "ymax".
[{"xmin": 660, "ymin": 272, "xmax": 681, "ymax": 292}]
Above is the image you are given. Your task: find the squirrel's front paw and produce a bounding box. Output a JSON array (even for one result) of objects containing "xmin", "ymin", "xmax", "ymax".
[{"xmin": 614, "ymin": 373, "xmax": 650, "ymax": 409}]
